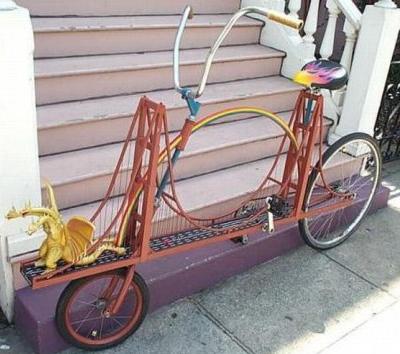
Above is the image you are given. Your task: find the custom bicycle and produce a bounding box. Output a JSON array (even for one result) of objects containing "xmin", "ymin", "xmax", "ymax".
[{"xmin": 9, "ymin": 5, "xmax": 381, "ymax": 351}]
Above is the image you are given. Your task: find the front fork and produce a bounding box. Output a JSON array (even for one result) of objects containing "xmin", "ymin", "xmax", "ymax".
[
  {"xmin": 105, "ymin": 266, "xmax": 136, "ymax": 316},
  {"xmin": 107, "ymin": 91, "xmax": 201, "ymax": 315}
]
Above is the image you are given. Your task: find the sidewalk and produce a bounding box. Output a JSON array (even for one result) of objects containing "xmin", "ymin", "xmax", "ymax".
[{"xmin": 2, "ymin": 162, "xmax": 400, "ymax": 354}]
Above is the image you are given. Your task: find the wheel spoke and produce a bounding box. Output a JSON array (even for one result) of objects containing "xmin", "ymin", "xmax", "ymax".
[
  {"xmin": 112, "ymin": 317, "xmax": 124, "ymax": 327},
  {"xmin": 99, "ymin": 317, "xmax": 105, "ymax": 340},
  {"xmin": 74, "ymin": 307, "xmax": 97, "ymax": 332},
  {"xmin": 76, "ymin": 300, "xmax": 96, "ymax": 308},
  {"xmin": 71, "ymin": 316, "xmax": 103, "ymax": 325}
]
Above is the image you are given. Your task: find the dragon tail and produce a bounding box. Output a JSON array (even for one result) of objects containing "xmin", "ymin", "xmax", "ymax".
[{"xmin": 75, "ymin": 242, "xmax": 126, "ymax": 266}]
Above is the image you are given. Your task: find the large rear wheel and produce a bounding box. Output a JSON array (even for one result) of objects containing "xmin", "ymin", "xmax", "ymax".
[
  {"xmin": 299, "ymin": 133, "xmax": 382, "ymax": 249},
  {"xmin": 56, "ymin": 270, "xmax": 149, "ymax": 351}
]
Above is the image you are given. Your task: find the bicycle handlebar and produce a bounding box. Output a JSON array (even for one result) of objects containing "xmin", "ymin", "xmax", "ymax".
[{"xmin": 173, "ymin": 5, "xmax": 303, "ymax": 100}]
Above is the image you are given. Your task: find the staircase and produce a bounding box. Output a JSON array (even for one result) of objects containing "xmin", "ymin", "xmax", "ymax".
[{"xmin": 18, "ymin": 0, "xmax": 304, "ymax": 232}]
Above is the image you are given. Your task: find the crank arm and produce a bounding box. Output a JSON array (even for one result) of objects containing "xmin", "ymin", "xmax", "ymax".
[{"xmin": 262, "ymin": 197, "xmax": 275, "ymax": 233}]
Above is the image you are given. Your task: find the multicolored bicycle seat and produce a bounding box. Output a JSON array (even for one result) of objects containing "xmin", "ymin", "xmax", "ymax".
[{"xmin": 293, "ymin": 59, "xmax": 348, "ymax": 90}]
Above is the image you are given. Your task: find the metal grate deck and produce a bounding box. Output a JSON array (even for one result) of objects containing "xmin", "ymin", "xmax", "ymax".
[
  {"xmin": 21, "ymin": 248, "xmax": 133, "ymax": 286},
  {"xmin": 149, "ymin": 214, "xmax": 268, "ymax": 252},
  {"xmin": 21, "ymin": 213, "xmax": 268, "ymax": 286}
]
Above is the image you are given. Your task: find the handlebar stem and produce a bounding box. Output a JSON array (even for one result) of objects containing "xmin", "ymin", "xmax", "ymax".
[
  {"xmin": 174, "ymin": 6, "xmax": 296, "ymax": 100},
  {"xmin": 194, "ymin": 6, "xmax": 271, "ymax": 99},
  {"xmin": 181, "ymin": 88, "xmax": 201, "ymax": 118}
]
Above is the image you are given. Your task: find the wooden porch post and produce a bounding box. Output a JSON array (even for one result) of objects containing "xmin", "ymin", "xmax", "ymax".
[
  {"xmin": 0, "ymin": 0, "xmax": 41, "ymax": 321},
  {"xmin": 329, "ymin": 3, "xmax": 400, "ymax": 143}
]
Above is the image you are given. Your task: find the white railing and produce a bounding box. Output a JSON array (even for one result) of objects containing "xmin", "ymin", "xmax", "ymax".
[
  {"xmin": 303, "ymin": 0, "xmax": 362, "ymax": 124},
  {"xmin": 288, "ymin": 0, "xmax": 362, "ymax": 119},
  {"xmin": 242, "ymin": 0, "xmax": 399, "ymax": 138},
  {"xmin": 243, "ymin": 0, "xmax": 360, "ymax": 77},
  {"xmin": 286, "ymin": 0, "xmax": 362, "ymax": 64}
]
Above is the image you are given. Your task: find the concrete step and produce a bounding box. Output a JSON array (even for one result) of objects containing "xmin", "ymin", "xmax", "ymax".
[
  {"xmin": 40, "ymin": 114, "xmax": 331, "ymax": 210},
  {"xmin": 38, "ymin": 76, "xmax": 301, "ymax": 155},
  {"xmin": 59, "ymin": 155, "xmax": 286, "ymax": 223},
  {"xmin": 41, "ymin": 112, "xmax": 290, "ymax": 209},
  {"xmin": 35, "ymin": 45, "xmax": 284, "ymax": 105},
  {"xmin": 18, "ymin": 0, "xmax": 240, "ymax": 16},
  {"xmin": 31, "ymin": 15, "xmax": 262, "ymax": 58},
  {"xmin": 58, "ymin": 137, "xmax": 334, "ymax": 233}
]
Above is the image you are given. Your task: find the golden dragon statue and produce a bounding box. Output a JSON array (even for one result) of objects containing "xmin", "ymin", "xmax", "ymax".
[{"xmin": 6, "ymin": 183, "xmax": 125, "ymax": 272}]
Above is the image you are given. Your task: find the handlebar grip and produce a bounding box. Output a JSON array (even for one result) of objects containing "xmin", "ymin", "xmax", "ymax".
[{"xmin": 266, "ymin": 10, "xmax": 303, "ymax": 30}]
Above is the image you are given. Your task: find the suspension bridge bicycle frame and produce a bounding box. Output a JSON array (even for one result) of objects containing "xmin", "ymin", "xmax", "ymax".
[
  {"xmin": 19, "ymin": 6, "xmax": 355, "ymax": 316},
  {"xmin": 20, "ymin": 89, "xmax": 353, "ymax": 292}
]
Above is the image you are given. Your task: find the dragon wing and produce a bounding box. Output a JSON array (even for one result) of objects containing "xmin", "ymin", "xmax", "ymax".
[{"xmin": 65, "ymin": 216, "xmax": 95, "ymax": 260}]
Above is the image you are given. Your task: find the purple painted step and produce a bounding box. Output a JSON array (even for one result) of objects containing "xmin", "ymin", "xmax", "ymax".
[{"xmin": 14, "ymin": 185, "xmax": 390, "ymax": 354}]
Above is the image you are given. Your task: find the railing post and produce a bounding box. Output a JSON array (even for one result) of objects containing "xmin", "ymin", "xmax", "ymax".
[
  {"xmin": 340, "ymin": 19, "xmax": 357, "ymax": 72},
  {"xmin": 301, "ymin": 0, "xmax": 321, "ymax": 54},
  {"xmin": 330, "ymin": 19, "xmax": 358, "ymax": 112},
  {"xmin": 302, "ymin": 0, "xmax": 320, "ymax": 61},
  {"xmin": 320, "ymin": 0, "xmax": 341, "ymax": 60},
  {"xmin": 0, "ymin": 0, "xmax": 41, "ymax": 321},
  {"xmin": 329, "ymin": 3, "xmax": 400, "ymax": 143},
  {"xmin": 288, "ymin": 0, "xmax": 302, "ymax": 19}
]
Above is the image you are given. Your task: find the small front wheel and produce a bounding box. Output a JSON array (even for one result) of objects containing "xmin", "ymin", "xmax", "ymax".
[
  {"xmin": 299, "ymin": 133, "xmax": 382, "ymax": 249},
  {"xmin": 56, "ymin": 270, "xmax": 149, "ymax": 351}
]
